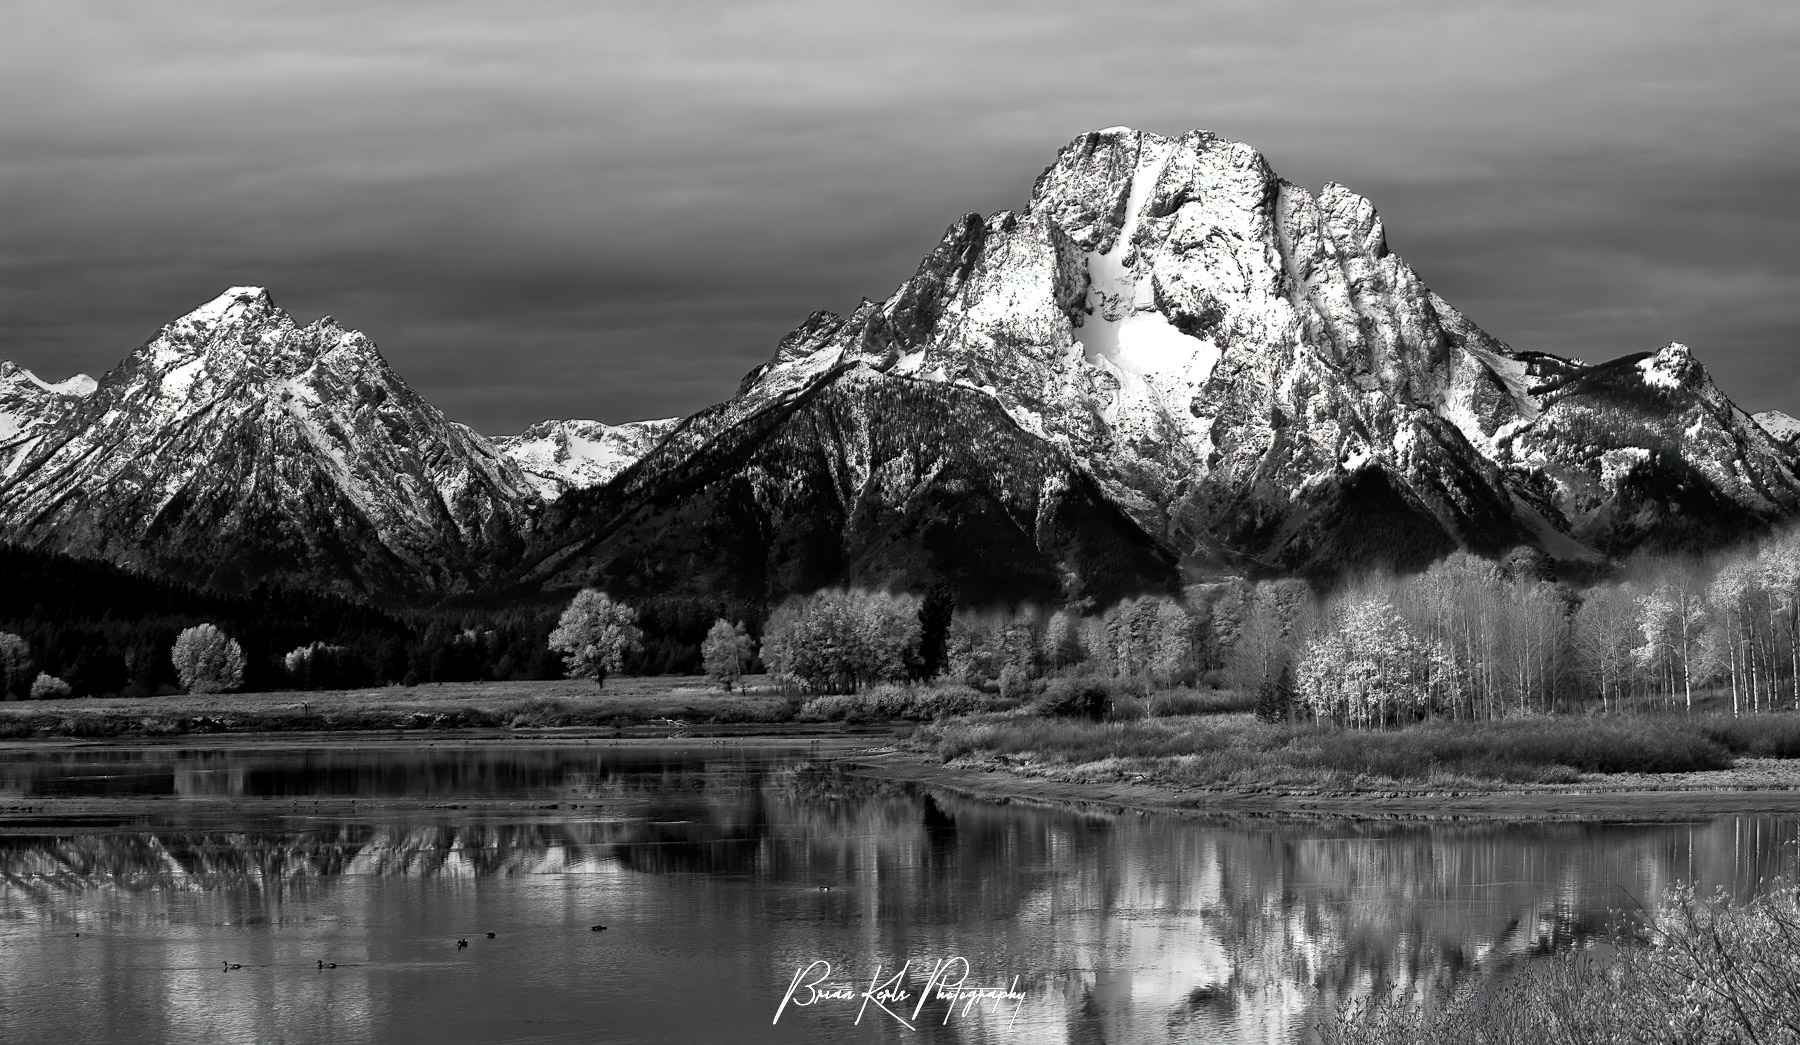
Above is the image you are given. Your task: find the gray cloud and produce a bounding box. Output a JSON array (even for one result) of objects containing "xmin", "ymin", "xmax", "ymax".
[{"xmin": 3, "ymin": 0, "xmax": 1798, "ymax": 432}]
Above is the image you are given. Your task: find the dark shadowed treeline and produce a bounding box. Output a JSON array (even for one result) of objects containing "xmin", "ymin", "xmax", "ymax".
[{"xmin": 0, "ymin": 544, "xmax": 750, "ymax": 696}]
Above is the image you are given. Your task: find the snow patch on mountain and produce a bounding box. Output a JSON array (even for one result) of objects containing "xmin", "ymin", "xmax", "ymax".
[
  {"xmin": 0, "ymin": 288, "xmax": 539, "ymax": 596},
  {"xmin": 1756, "ymin": 410, "xmax": 1800, "ymax": 449},
  {"xmin": 733, "ymin": 126, "xmax": 1800, "ymax": 569},
  {"xmin": 497, "ymin": 417, "xmax": 679, "ymax": 498}
]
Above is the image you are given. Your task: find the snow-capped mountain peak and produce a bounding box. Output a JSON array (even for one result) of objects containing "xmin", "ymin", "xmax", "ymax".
[
  {"xmin": 496, "ymin": 417, "xmax": 678, "ymax": 499},
  {"xmin": 734, "ymin": 126, "xmax": 1800, "ymax": 570},
  {"xmin": 0, "ymin": 287, "xmax": 538, "ymax": 597},
  {"xmin": 1756, "ymin": 410, "xmax": 1800, "ymax": 450}
]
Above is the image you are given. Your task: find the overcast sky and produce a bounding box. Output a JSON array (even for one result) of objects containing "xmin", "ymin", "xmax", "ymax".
[{"xmin": 3, "ymin": 1, "xmax": 1797, "ymax": 433}]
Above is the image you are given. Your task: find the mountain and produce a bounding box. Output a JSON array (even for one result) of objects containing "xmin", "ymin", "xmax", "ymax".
[
  {"xmin": 6, "ymin": 128, "xmax": 1794, "ymax": 607},
  {"xmin": 521, "ymin": 361, "xmax": 1177, "ymax": 605},
  {"xmin": 497, "ymin": 417, "xmax": 678, "ymax": 499},
  {"xmin": 732, "ymin": 127, "xmax": 1800, "ymax": 573},
  {"xmin": 0, "ymin": 287, "xmax": 538, "ymax": 599},
  {"xmin": 0, "ymin": 361, "xmax": 94, "ymax": 478},
  {"xmin": 1756, "ymin": 410, "xmax": 1800, "ymax": 452}
]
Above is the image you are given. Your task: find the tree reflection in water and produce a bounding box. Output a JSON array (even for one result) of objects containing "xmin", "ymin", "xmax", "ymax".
[{"xmin": 0, "ymin": 744, "xmax": 1794, "ymax": 1044}]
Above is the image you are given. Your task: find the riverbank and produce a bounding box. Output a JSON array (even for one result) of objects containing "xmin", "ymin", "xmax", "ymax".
[
  {"xmin": 0, "ymin": 676, "xmax": 825, "ymax": 739},
  {"xmin": 848, "ymin": 747, "xmax": 1800, "ymax": 821},
  {"xmin": 10, "ymin": 681, "xmax": 1800, "ymax": 821}
]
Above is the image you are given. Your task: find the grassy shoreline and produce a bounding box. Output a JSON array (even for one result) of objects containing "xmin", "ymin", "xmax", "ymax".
[
  {"xmin": 0, "ymin": 676, "xmax": 827, "ymax": 739},
  {"xmin": 11, "ymin": 678, "xmax": 1800, "ymax": 819}
]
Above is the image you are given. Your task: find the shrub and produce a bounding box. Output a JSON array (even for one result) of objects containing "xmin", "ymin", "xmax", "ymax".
[
  {"xmin": 997, "ymin": 663, "xmax": 1037, "ymax": 702},
  {"xmin": 283, "ymin": 642, "xmax": 361, "ymax": 690},
  {"xmin": 171, "ymin": 624, "xmax": 246, "ymax": 694},
  {"xmin": 799, "ymin": 683, "xmax": 994, "ymax": 722},
  {"xmin": 1036, "ymin": 677, "xmax": 1118, "ymax": 720},
  {"xmin": 1327, "ymin": 884, "xmax": 1800, "ymax": 1045},
  {"xmin": 28, "ymin": 673, "xmax": 71, "ymax": 700},
  {"xmin": 1151, "ymin": 687, "xmax": 1253, "ymax": 716}
]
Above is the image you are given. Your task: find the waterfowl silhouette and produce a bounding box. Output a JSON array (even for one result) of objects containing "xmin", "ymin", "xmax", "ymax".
[
  {"xmin": 485, "ymin": 932, "xmax": 496, "ymax": 938},
  {"xmin": 590, "ymin": 925, "xmax": 607, "ymax": 931},
  {"xmin": 456, "ymin": 938, "xmax": 469, "ymax": 948},
  {"xmin": 316, "ymin": 960, "xmax": 338, "ymax": 969},
  {"xmin": 222, "ymin": 961, "xmax": 241, "ymax": 970}
]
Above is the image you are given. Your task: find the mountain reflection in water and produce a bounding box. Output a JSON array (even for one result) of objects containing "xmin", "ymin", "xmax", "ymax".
[{"xmin": 0, "ymin": 742, "xmax": 1794, "ymax": 1045}]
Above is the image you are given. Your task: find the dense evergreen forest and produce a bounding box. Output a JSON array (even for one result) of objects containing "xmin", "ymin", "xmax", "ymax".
[{"xmin": 0, "ymin": 544, "xmax": 758, "ymax": 696}]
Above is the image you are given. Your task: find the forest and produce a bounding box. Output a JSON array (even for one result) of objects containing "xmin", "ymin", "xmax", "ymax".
[
  {"xmin": 9, "ymin": 518, "xmax": 1800, "ymax": 719},
  {"xmin": 0, "ymin": 543, "xmax": 759, "ymax": 698}
]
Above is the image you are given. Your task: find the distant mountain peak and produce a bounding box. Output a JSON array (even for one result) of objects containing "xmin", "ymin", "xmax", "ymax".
[
  {"xmin": 496, "ymin": 416, "xmax": 678, "ymax": 499},
  {"xmin": 732, "ymin": 126, "xmax": 1800, "ymax": 571},
  {"xmin": 0, "ymin": 286, "xmax": 537, "ymax": 597},
  {"xmin": 1637, "ymin": 341, "xmax": 1705, "ymax": 391}
]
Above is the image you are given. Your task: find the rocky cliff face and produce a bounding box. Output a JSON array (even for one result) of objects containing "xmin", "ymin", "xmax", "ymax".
[
  {"xmin": 523, "ymin": 361, "xmax": 1177, "ymax": 605},
  {"xmin": 0, "ymin": 361, "xmax": 95, "ymax": 478},
  {"xmin": 4, "ymin": 128, "xmax": 1790, "ymax": 604},
  {"xmin": 496, "ymin": 417, "xmax": 678, "ymax": 499},
  {"xmin": 0, "ymin": 287, "xmax": 538, "ymax": 598},
  {"xmin": 737, "ymin": 127, "xmax": 1800, "ymax": 573}
]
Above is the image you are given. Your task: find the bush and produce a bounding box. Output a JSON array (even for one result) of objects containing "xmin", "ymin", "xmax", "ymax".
[
  {"xmin": 799, "ymin": 683, "xmax": 994, "ymax": 722},
  {"xmin": 1327, "ymin": 884, "xmax": 1800, "ymax": 1045},
  {"xmin": 1151, "ymin": 687, "xmax": 1253, "ymax": 716},
  {"xmin": 1694, "ymin": 712, "xmax": 1800, "ymax": 758},
  {"xmin": 28, "ymin": 673, "xmax": 71, "ymax": 700},
  {"xmin": 997, "ymin": 663, "xmax": 1038, "ymax": 702},
  {"xmin": 1035, "ymin": 677, "xmax": 1121, "ymax": 720}
]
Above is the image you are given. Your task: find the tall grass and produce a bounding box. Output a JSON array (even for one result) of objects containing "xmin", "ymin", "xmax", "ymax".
[
  {"xmin": 799, "ymin": 683, "xmax": 1005, "ymax": 722},
  {"xmin": 914, "ymin": 713, "xmax": 1742, "ymax": 786},
  {"xmin": 1328, "ymin": 885, "xmax": 1800, "ymax": 1044}
]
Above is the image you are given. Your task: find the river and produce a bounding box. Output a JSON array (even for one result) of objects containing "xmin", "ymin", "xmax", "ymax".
[{"xmin": 0, "ymin": 740, "xmax": 1792, "ymax": 1044}]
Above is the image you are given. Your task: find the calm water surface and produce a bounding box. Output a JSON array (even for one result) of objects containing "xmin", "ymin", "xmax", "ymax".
[{"xmin": 0, "ymin": 740, "xmax": 1794, "ymax": 1045}]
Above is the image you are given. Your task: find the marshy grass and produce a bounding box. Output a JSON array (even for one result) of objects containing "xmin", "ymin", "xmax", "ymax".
[
  {"xmin": 910, "ymin": 712, "xmax": 1781, "ymax": 787},
  {"xmin": 798, "ymin": 683, "xmax": 1009, "ymax": 722}
]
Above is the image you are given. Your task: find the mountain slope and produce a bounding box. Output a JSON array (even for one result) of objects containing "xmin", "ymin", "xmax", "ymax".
[
  {"xmin": 0, "ymin": 288, "xmax": 538, "ymax": 598},
  {"xmin": 736, "ymin": 127, "xmax": 1800, "ymax": 571},
  {"xmin": 0, "ymin": 361, "xmax": 95, "ymax": 478},
  {"xmin": 522, "ymin": 362, "xmax": 1177, "ymax": 605},
  {"xmin": 496, "ymin": 417, "xmax": 678, "ymax": 499}
]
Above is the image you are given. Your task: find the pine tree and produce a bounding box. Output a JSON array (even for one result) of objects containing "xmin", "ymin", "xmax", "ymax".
[
  {"xmin": 0, "ymin": 633, "xmax": 33, "ymax": 701},
  {"xmin": 917, "ymin": 583, "xmax": 955, "ymax": 680}
]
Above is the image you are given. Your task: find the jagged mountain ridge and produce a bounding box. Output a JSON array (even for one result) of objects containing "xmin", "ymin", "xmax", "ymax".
[
  {"xmin": 496, "ymin": 417, "xmax": 678, "ymax": 499},
  {"xmin": 522, "ymin": 361, "xmax": 1177, "ymax": 605},
  {"xmin": 736, "ymin": 127, "xmax": 1800, "ymax": 572},
  {"xmin": 4, "ymin": 127, "xmax": 1796, "ymax": 604},
  {"xmin": 0, "ymin": 360, "xmax": 95, "ymax": 478},
  {"xmin": 0, "ymin": 288, "xmax": 538, "ymax": 598}
]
